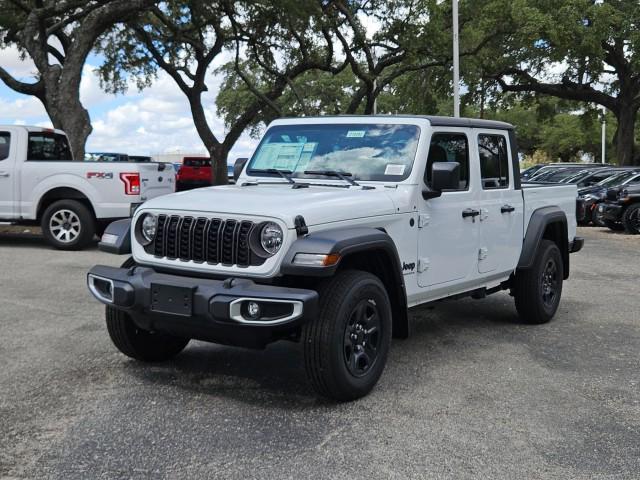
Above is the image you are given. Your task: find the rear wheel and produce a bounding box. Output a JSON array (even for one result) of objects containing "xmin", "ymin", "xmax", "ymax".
[
  {"xmin": 513, "ymin": 240, "xmax": 564, "ymax": 324},
  {"xmin": 622, "ymin": 204, "xmax": 640, "ymax": 234},
  {"xmin": 105, "ymin": 257, "xmax": 189, "ymax": 361},
  {"xmin": 302, "ymin": 270, "xmax": 392, "ymax": 401},
  {"xmin": 41, "ymin": 199, "xmax": 95, "ymax": 250}
]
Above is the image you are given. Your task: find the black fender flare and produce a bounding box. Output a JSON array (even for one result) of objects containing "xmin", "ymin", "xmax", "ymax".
[
  {"xmin": 518, "ymin": 206, "xmax": 569, "ymax": 279},
  {"xmin": 98, "ymin": 218, "xmax": 131, "ymax": 254},
  {"xmin": 281, "ymin": 227, "xmax": 409, "ymax": 339}
]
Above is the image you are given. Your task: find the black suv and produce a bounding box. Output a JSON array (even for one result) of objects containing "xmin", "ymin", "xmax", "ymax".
[{"xmin": 598, "ymin": 183, "xmax": 640, "ymax": 234}]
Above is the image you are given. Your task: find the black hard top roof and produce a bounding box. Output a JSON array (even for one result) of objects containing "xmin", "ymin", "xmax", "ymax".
[{"xmin": 279, "ymin": 114, "xmax": 514, "ymax": 130}]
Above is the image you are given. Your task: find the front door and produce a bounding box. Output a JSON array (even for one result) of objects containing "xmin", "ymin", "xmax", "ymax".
[
  {"xmin": 475, "ymin": 131, "xmax": 523, "ymax": 274},
  {"xmin": 0, "ymin": 131, "xmax": 14, "ymax": 218},
  {"xmin": 417, "ymin": 130, "xmax": 479, "ymax": 288}
]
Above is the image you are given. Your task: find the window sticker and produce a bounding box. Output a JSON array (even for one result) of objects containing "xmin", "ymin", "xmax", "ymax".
[
  {"xmin": 384, "ymin": 164, "xmax": 405, "ymax": 176},
  {"xmin": 346, "ymin": 130, "xmax": 366, "ymax": 138}
]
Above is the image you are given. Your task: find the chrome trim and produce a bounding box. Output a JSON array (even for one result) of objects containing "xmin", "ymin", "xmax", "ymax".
[
  {"xmin": 228, "ymin": 297, "xmax": 303, "ymax": 325},
  {"xmin": 87, "ymin": 274, "xmax": 114, "ymax": 304}
]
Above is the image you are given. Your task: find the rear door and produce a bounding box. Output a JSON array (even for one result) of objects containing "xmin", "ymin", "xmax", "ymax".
[
  {"xmin": 0, "ymin": 130, "xmax": 15, "ymax": 218},
  {"xmin": 474, "ymin": 130, "xmax": 523, "ymax": 275},
  {"xmin": 417, "ymin": 129, "xmax": 480, "ymax": 288},
  {"xmin": 137, "ymin": 163, "xmax": 175, "ymax": 200}
]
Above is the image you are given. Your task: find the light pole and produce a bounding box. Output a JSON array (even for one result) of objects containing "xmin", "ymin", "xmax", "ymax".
[
  {"xmin": 453, "ymin": 0, "xmax": 460, "ymax": 117},
  {"xmin": 601, "ymin": 107, "xmax": 606, "ymax": 164}
]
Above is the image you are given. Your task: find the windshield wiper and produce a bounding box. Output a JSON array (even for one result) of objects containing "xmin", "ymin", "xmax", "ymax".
[
  {"xmin": 304, "ymin": 170, "xmax": 360, "ymax": 187},
  {"xmin": 247, "ymin": 168, "xmax": 308, "ymax": 188}
]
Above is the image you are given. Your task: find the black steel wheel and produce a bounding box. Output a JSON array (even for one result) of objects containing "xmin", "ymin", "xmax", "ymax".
[
  {"xmin": 622, "ymin": 204, "xmax": 640, "ymax": 235},
  {"xmin": 513, "ymin": 239, "xmax": 564, "ymax": 324},
  {"xmin": 343, "ymin": 299, "xmax": 382, "ymax": 378},
  {"xmin": 303, "ymin": 270, "xmax": 392, "ymax": 401}
]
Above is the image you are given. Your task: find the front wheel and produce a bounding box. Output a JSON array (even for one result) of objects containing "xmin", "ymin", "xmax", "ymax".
[
  {"xmin": 622, "ymin": 204, "xmax": 640, "ymax": 234},
  {"xmin": 513, "ymin": 240, "xmax": 564, "ymax": 324},
  {"xmin": 302, "ymin": 270, "xmax": 392, "ymax": 401},
  {"xmin": 105, "ymin": 256, "xmax": 189, "ymax": 361}
]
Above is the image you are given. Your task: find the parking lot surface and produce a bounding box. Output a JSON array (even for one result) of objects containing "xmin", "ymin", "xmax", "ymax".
[{"xmin": 0, "ymin": 227, "xmax": 638, "ymax": 479}]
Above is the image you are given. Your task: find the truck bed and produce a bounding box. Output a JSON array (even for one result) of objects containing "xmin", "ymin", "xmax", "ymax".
[{"xmin": 521, "ymin": 182, "xmax": 578, "ymax": 240}]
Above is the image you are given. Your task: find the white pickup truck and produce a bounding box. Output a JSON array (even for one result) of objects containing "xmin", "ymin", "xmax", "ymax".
[
  {"xmin": 87, "ymin": 115, "xmax": 583, "ymax": 401},
  {"xmin": 0, "ymin": 126, "xmax": 175, "ymax": 249}
]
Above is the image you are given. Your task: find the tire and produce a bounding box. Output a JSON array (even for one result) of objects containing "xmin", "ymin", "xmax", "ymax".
[
  {"xmin": 41, "ymin": 199, "xmax": 95, "ymax": 250},
  {"xmin": 513, "ymin": 239, "xmax": 564, "ymax": 324},
  {"xmin": 105, "ymin": 257, "xmax": 189, "ymax": 361},
  {"xmin": 302, "ymin": 270, "xmax": 392, "ymax": 401},
  {"xmin": 603, "ymin": 219, "xmax": 625, "ymax": 232},
  {"xmin": 622, "ymin": 204, "xmax": 640, "ymax": 235}
]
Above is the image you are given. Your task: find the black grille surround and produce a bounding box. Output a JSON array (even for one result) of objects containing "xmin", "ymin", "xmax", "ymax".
[{"xmin": 148, "ymin": 214, "xmax": 265, "ymax": 268}]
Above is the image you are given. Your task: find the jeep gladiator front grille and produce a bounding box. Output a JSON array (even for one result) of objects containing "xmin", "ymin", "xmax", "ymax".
[{"xmin": 153, "ymin": 214, "xmax": 256, "ymax": 267}]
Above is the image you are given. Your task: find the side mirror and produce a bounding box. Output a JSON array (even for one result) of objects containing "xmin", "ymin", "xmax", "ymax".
[
  {"xmin": 233, "ymin": 157, "xmax": 248, "ymax": 182},
  {"xmin": 423, "ymin": 162, "xmax": 460, "ymax": 199}
]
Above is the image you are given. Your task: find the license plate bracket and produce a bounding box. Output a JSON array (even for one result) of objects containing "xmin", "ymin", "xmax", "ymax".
[{"xmin": 150, "ymin": 283, "xmax": 194, "ymax": 316}]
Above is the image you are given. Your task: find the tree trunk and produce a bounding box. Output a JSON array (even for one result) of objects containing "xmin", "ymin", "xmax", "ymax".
[
  {"xmin": 613, "ymin": 104, "xmax": 638, "ymax": 166},
  {"xmin": 212, "ymin": 146, "xmax": 230, "ymax": 186},
  {"xmin": 188, "ymin": 93, "xmax": 228, "ymax": 185},
  {"xmin": 46, "ymin": 95, "xmax": 92, "ymax": 161}
]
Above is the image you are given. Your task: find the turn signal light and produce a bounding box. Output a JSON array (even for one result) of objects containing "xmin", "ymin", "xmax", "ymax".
[{"xmin": 292, "ymin": 253, "xmax": 341, "ymax": 267}]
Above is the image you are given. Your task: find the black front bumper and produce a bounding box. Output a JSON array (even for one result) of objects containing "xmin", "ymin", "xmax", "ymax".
[
  {"xmin": 87, "ymin": 265, "xmax": 319, "ymax": 348},
  {"xmin": 599, "ymin": 203, "xmax": 623, "ymax": 222}
]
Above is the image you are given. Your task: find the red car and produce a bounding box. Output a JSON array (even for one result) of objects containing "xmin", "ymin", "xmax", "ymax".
[{"xmin": 176, "ymin": 156, "xmax": 212, "ymax": 191}]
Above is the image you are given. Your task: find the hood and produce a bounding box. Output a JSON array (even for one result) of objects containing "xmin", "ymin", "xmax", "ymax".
[
  {"xmin": 578, "ymin": 185, "xmax": 605, "ymax": 197},
  {"xmin": 141, "ymin": 183, "xmax": 401, "ymax": 228}
]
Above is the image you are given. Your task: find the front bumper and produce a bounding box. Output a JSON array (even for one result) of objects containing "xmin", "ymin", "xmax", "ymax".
[
  {"xmin": 87, "ymin": 265, "xmax": 318, "ymax": 348},
  {"xmin": 598, "ymin": 203, "xmax": 623, "ymax": 221}
]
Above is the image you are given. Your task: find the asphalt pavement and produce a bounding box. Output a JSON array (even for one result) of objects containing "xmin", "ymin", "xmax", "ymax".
[{"xmin": 0, "ymin": 227, "xmax": 638, "ymax": 479}]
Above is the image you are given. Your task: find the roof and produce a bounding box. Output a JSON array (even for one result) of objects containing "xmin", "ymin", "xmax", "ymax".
[{"xmin": 276, "ymin": 114, "xmax": 514, "ymax": 130}]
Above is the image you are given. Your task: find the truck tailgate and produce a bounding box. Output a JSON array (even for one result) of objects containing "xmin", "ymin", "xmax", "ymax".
[
  {"xmin": 522, "ymin": 183, "xmax": 578, "ymax": 240},
  {"xmin": 138, "ymin": 163, "xmax": 175, "ymax": 200}
]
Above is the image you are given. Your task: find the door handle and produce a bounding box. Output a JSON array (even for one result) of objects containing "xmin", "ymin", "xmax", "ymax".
[
  {"xmin": 501, "ymin": 205, "xmax": 515, "ymax": 213},
  {"xmin": 0, "ymin": 172, "xmax": 9, "ymax": 177},
  {"xmin": 462, "ymin": 208, "xmax": 480, "ymax": 219}
]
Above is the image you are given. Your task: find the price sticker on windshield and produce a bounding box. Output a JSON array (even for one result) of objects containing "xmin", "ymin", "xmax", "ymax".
[
  {"xmin": 346, "ymin": 130, "xmax": 366, "ymax": 138},
  {"xmin": 385, "ymin": 164, "xmax": 405, "ymax": 175}
]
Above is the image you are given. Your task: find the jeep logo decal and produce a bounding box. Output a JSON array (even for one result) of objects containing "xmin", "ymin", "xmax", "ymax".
[{"xmin": 402, "ymin": 262, "xmax": 415, "ymax": 272}]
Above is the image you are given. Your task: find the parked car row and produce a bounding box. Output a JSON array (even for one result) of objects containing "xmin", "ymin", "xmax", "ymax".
[{"xmin": 522, "ymin": 162, "xmax": 640, "ymax": 235}]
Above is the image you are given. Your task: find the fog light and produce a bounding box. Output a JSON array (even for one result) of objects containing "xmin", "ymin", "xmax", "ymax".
[{"xmin": 246, "ymin": 301, "xmax": 261, "ymax": 319}]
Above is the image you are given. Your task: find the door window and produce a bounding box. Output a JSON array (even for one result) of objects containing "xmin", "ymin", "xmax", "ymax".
[
  {"xmin": 478, "ymin": 134, "xmax": 509, "ymax": 189},
  {"xmin": 0, "ymin": 132, "xmax": 9, "ymax": 161},
  {"xmin": 425, "ymin": 133, "xmax": 469, "ymax": 190}
]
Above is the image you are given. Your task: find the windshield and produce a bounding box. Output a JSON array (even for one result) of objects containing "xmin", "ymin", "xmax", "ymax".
[
  {"xmin": 246, "ymin": 123, "xmax": 421, "ymax": 181},
  {"xmin": 597, "ymin": 171, "xmax": 635, "ymax": 187}
]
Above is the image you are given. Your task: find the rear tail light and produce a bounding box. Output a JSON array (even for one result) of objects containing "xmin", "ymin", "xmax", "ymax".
[{"xmin": 120, "ymin": 172, "xmax": 140, "ymax": 195}]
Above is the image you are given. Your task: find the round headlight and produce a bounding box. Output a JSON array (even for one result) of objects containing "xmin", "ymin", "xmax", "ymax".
[
  {"xmin": 140, "ymin": 213, "xmax": 157, "ymax": 244},
  {"xmin": 260, "ymin": 222, "xmax": 283, "ymax": 256}
]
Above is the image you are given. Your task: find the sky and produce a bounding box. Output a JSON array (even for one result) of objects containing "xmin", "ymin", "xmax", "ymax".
[{"xmin": 0, "ymin": 47, "xmax": 257, "ymax": 161}]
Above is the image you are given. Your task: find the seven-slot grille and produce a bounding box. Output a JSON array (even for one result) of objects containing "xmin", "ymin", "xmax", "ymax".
[{"xmin": 152, "ymin": 214, "xmax": 255, "ymax": 267}]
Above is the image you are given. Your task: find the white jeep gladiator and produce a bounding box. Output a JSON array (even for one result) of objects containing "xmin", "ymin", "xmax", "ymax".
[
  {"xmin": 0, "ymin": 126, "xmax": 175, "ymax": 249},
  {"xmin": 87, "ymin": 116, "xmax": 583, "ymax": 401}
]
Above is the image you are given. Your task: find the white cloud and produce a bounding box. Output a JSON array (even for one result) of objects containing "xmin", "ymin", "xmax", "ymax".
[{"xmin": 0, "ymin": 52, "xmax": 257, "ymax": 161}]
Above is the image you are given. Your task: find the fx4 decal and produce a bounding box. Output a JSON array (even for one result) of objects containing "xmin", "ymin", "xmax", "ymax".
[{"xmin": 87, "ymin": 172, "xmax": 113, "ymax": 179}]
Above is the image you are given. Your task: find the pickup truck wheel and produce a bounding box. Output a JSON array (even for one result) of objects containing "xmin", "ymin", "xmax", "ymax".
[
  {"xmin": 41, "ymin": 199, "xmax": 95, "ymax": 250},
  {"xmin": 622, "ymin": 204, "xmax": 640, "ymax": 234},
  {"xmin": 302, "ymin": 270, "xmax": 392, "ymax": 401},
  {"xmin": 513, "ymin": 240, "xmax": 563, "ymax": 324},
  {"xmin": 105, "ymin": 256, "xmax": 190, "ymax": 362}
]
